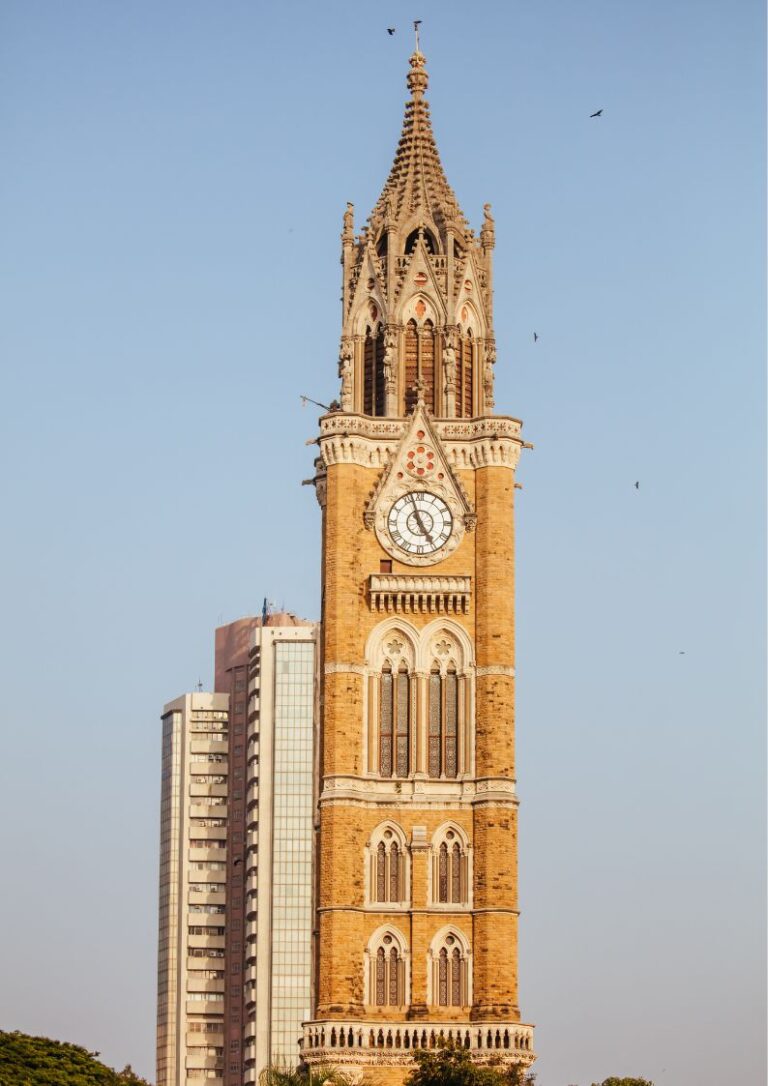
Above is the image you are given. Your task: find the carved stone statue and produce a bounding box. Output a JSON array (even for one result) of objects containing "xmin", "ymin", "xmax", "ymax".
[
  {"xmin": 481, "ymin": 202, "xmax": 495, "ymax": 249},
  {"xmin": 483, "ymin": 341, "xmax": 496, "ymax": 410},
  {"xmin": 443, "ymin": 330, "xmax": 458, "ymax": 416},
  {"xmin": 342, "ymin": 202, "xmax": 354, "ymax": 243},
  {"xmin": 338, "ymin": 339, "xmax": 354, "ymax": 410},
  {"xmin": 383, "ymin": 328, "xmax": 398, "ymax": 414}
]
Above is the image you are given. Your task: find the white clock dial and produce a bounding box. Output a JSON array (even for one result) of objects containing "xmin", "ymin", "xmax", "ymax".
[{"xmin": 387, "ymin": 492, "xmax": 453, "ymax": 556}]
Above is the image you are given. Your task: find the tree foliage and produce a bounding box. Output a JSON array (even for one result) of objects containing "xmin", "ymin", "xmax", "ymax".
[
  {"xmin": 404, "ymin": 1043, "xmax": 534, "ymax": 1086},
  {"xmin": 260, "ymin": 1065, "xmax": 361, "ymax": 1086},
  {"xmin": 591, "ymin": 1079, "xmax": 654, "ymax": 1086},
  {"xmin": 0, "ymin": 1031, "xmax": 152, "ymax": 1086}
]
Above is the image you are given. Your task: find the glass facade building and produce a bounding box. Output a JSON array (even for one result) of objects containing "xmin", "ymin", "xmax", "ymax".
[{"xmin": 270, "ymin": 642, "xmax": 315, "ymax": 1065}]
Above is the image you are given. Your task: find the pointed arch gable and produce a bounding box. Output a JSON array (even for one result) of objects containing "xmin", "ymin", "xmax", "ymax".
[
  {"xmin": 417, "ymin": 618, "xmax": 474, "ymax": 672},
  {"xmin": 365, "ymin": 617, "xmax": 420, "ymax": 669}
]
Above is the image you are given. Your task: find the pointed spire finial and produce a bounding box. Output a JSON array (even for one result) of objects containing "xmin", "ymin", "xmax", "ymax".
[{"xmin": 407, "ymin": 22, "xmax": 428, "ymax": 100}]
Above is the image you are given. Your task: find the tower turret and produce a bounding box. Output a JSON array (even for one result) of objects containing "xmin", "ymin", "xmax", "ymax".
[{"xmin": 338, "ymin": 52, "xmax": 496, "ymax": 419}]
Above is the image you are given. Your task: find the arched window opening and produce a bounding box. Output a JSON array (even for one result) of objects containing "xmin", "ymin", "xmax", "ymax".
[
  {"xmin": 405, "ymin": 228, "xmax": 436, "ymax": 254},
  {"xmin": 370, "ymin": 828, "xmax": 404, "ymax": 904},
  {"xmin": 433, "ymin": 934, "xmax": 467, "ymax": 1007},
  {"xmin": 438, "ymin": 843, "xmax": 449, "ymax": 903},
  {"xmin": 389, "ymin": 843, "xmax": 400, "ymax": 902},
  {"xmin": 377, "ymin": 233, "xmax": 388, "ymax": 256},
  {"xmin": 380, "ymin": 664, "xmax": 393, "ymax": 777},
  {"xmin": 376, "ymin": 842, "xmax": 387, "ymax": 901},
  {"xmin": 389, "ymin": 947, "xmax": 399, "ymax": 1005},
  {"xmin": 371, "ymin": 934, "xmax": 404, "ymax": 1007},
  {"xmin": 433, "ymin": 829, "xmax": 468, "ymax": 906},
  {"xmin": 428, "ymin": 667, "xmax": 441, "ymax": 777},
  {"xmin": 421, "ymin": 320, "xmax": 436, "ymax": 413},
  {"xmin": 404, "ymin": 320, "xmax": 418, "ymax": 414},
  {"xmin": 364, "ymin": 325, "xmax": 386, "ymax": 417},
  {"xmin": 438, "ymin": 949, "xmax": 448, "ymax": 1006},
  {"xmin": 451, "ymin": 949, "xmax": 462, "ymax": 1006},
  {"xmin": 458, "ymin": 329, "xmax": 474, "ymax": 418},
  {"xmin": 376, "ymin": 947, "xmax": 386, "ymax": 1005},
  {"xmin": 427, "ymin": 666, "xmax": 459, "ymax": 779},
  {"xmin": 379, "ymin": 663, "xmax": 410, "ymax": 778},
  {"xmin": 395, "ymin": 663, "xmax": 410, "ymax": 777}
]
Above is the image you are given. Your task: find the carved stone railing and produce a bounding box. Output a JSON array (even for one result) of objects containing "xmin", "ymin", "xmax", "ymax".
[
  {"xmin": 302, "ymin": 1019, "xmax": 535, "ymax": 1068},
  {"xmin": 369, "ymin": 574, "xmax": 471, "ymax": 615}
]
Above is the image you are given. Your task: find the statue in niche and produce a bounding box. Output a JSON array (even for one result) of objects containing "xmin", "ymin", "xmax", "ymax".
[
  {"xmin": 483, "ymin": 340, "xmax": 496, "ymax": 409},
  {"xmin": 443, "ymin": 331, "xmax": 458, "ymax": 416},
  {"xmin": 338, "ymin": 339, "xmax": 354, "ymax": 410},
  {"xmin": 383, "ymin": 328, "xmax": 398, "ymax": 413}
]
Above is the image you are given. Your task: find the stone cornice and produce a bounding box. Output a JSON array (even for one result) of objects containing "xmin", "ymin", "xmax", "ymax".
[
  {"xmin": 317, "ymin": 413, "xmax": 526, "ymax": 472},
  {"xmin": 318, "ymin": 774, "xmax": 518, "ymax": 809}
]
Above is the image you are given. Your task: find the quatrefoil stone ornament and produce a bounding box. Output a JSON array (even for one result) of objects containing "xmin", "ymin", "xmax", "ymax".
[
  {"xmin": 386, "ymin": 638, "xmax": 404, "ymax": 656},
  {"xmin": 435, "ymin": 639, "xmax": 452, "ymax": 656}
]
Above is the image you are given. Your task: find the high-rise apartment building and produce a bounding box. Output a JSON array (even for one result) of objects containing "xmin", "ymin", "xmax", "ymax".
[
  {"xmin": 157, "ymin": 692, "xmax": 230, "ymax": 1086},
  {"xmin": 301, "ymin": 45, "xmax": 535, "ymax": 1082},
  {"xmin": 157, "ymin": 616, "xmax": 317, "ymax": 1086}
]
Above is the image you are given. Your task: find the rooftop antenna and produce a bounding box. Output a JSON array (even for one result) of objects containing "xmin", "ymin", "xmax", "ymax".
[
  {"xmin": 262, "ymin": 596, "xmax": 270, "ymax": 624},
  {"xmin": 196, "ymin": 679, "xmax": 203, "ymax": 692},
  {"xmin": 300, "ymin": 394, "xmax": 331, "ymax": 411},
  {"xmin": 413, "ymin": 18, "xmax": 422, "ymax": 51}
]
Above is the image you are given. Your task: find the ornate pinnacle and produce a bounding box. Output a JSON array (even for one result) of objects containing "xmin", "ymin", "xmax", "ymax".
[{"xmin": 407, "ymin": 51, "xmax": 428, "ymax": 99}]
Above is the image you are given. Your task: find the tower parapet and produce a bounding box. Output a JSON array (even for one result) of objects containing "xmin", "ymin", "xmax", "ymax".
[{"xmin": 339, "ymin": 52, "xmax": 496, "ymax": 419}]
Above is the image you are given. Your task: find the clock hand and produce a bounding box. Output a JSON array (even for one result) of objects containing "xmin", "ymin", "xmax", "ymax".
[{"xmin": 409, "ymin": 494, "xmax": 434, "ymax": 544}]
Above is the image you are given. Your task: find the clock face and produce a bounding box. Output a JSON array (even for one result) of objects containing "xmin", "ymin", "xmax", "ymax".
[{"xmin": 387, "ymin": 492, "xmax": 453, "ymax": 556}]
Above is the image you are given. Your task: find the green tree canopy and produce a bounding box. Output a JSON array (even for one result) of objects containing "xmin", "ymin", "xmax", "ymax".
[
  {"xmin": 591, "ymin": 1079, "xmax": 654, "ymax": 1086},
  {"xmin": 404, "ymin": 1043, "xmax": 534, "ymax": 1086},
  {"xmin": 0, "ymin": 1031, "xmax": 152, "ymax": 1086}
]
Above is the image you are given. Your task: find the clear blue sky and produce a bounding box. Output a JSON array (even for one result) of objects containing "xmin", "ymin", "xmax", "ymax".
[{"xmin": 0, "ymin": 2, "xmax": 764, "ymax": 1084}]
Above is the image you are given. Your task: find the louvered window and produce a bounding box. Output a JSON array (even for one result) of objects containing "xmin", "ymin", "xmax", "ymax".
[
  {"xmin": 374, "ymin": 332, "xmax": 386, "ymax": 416},
  {"xmin": 380, "ymin": 665, "xmax": 393, "ymax": 777},
  {"xmin": 434, "ymin": 935, "xmax": 467, "ymax": 1007},
  {"xmin": 435, "ymin": 831, "xmax": 467, "ymax": 905},
  {"xmin": 421, "ymin": 320, "xmax": 436, "ymax": 412},
  {"xmin": 404, "ymin": 320, "xmax": 418, "ymax": 413},
  {"xmin": 372, "ymin": 937, "xmax": 403, "ymax": 1006},
  {"xmin": 459, "ymin": 331, "xmax": 474, "ymax": 417},
  {"xmin": 428, "ymin": 667, "xmax": 459, "ymax": 779},
  {"xmin": 364, "ymin": 327, "xmax": 375, "ymax": 415}
]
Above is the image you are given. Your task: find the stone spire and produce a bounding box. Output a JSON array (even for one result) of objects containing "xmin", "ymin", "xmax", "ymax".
[
  {"xmin": 367, "ymin": 51, "xmax": 469, "ymax": 241},
  {"xmin": 337, "ymin": 49, "xmax": 497, "ymax": 421}
]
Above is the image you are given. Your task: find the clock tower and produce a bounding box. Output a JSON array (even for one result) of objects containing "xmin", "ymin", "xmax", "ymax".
[{"xmin": 302, "ymin": 48, "xmax": 535, "ymax": 1083}]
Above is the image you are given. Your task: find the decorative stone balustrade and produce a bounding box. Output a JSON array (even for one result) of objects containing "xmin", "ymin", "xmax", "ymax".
[
  {"xmin": 302, "ymin": 1019, "xmax": 535, "ymax": 1068},
  {"xmin": 369, "ymin": 574, "xmax": 471, "ymax": 615}
]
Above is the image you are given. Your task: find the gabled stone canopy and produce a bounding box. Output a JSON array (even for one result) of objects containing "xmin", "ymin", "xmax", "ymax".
[{"xmin": 338, "ymin": 51, "xmax": 499, "ymax": 421}]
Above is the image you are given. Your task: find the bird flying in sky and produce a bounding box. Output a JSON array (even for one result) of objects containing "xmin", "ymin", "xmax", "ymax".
[
  {"xmin": 533, "ymin": 332, "xmax": 539, "ymax": 342},
  {"xmin": 590, "ymin": 109, "xmax": 604, "ymax": 118},
  {"xmin": 387, "ymin": 27, "xmax": 395, "ymax": 35},
  {"xmin": 634, "ymin": 481, "xmax": 640, "ymax": 489}
]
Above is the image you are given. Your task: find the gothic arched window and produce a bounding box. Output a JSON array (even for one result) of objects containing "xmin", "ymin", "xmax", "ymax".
[
  {"xmin": 429, "ymin": 931, "xmax": 470, "ymax": 1008},
  {"xmin": 368, "ymin": 931, "xmax": 406, "ymax": 1007},
  {"xmin": 428, "ymin": 665, "xmax": 459, "ymax": 778},
  {"xmin": 364, "ymin": 324, "xmax": 386, "ymax": 417},
  {"xmin": 404, "ymin": 319, "xmax": 418, "ymax": 414},
  {"xmin": 421, "ymin": 319, "xmax": 436, "ymax": 412},
  {"xmin": 458, "ymin": 329, "xmax": 474, "ymax": 418},
  {"xmin": 405, "ymin": 227, "xmax": 436, "ymax": 254},
  {"xmin": 431, "ymin": 826, "xmax": 469, "ymax": 906},
  {"xmin": 379, "ymin": 662, "xmax": 410, "ymax": 778},
  {"xmin": 369, "ymin": 825, "xmax": 406, "ymax": 904}
]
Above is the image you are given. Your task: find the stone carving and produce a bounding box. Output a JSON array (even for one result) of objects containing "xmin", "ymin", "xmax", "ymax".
[
  {"xmin": 338, "ymin": 338, "xmax": 354, "ymax": 411},
  {"xmin": 481, "ymin": 202, "xmax": 495, "ymax": 248},
  {"xmin": 342, "ymin": 201, "xmax": 354, "ymax": 243}
]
